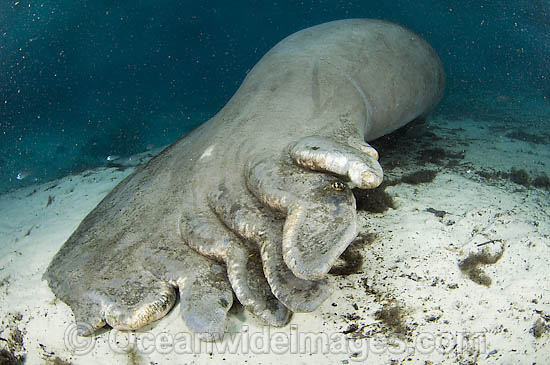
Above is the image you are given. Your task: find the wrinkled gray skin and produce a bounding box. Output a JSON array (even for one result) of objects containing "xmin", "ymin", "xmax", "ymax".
[{"xmin": 44, "ymin": 19, "xmax": 445, "ymax": 341}]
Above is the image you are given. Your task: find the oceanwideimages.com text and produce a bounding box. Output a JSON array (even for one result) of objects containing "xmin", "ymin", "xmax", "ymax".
[{"xmin": 64, "ymin": 323, "xmax": 487, "ymax": 361}]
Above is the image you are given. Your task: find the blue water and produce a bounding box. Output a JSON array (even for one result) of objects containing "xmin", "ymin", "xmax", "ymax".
[{"xmin": 1, "ymin": 0, "xmax": 548, "ymax": 192}]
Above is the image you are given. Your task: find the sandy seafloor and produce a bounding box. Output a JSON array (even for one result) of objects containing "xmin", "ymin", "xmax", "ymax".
[{"xmin": 1, "ymin": 94, "xmax": 549, "ymax": 364}]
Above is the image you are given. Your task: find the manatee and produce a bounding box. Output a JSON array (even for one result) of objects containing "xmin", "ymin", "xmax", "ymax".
[{"xmin": 44, "ymin": 18, "xmax": 445, "ymax": 341}]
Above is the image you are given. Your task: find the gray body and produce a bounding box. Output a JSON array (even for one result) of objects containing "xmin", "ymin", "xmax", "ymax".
[{"xmin": 45, "ymin": 19, "xmax": 445, "ymax": 340}]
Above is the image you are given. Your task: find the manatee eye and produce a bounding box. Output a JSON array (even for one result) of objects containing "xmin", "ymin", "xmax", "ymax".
[{"xmin": 330, "ymin": 181, "xmax": 346, "ymax": 191}]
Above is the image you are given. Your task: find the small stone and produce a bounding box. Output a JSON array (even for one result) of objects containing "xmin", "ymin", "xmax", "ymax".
[{"xmin": 531, "ymin": 318, "xmax": 549, "ymax": 338}]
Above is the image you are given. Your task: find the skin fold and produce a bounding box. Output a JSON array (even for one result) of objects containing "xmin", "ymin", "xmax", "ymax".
[{"xmin": 44, "ymin": 18, "xmax": 445, "ymax": 341}]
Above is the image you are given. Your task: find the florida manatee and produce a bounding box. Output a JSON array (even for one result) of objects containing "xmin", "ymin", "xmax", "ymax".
[{"xmin": 44, "ymin": 18, "xmax": 445, "ymax": 341}]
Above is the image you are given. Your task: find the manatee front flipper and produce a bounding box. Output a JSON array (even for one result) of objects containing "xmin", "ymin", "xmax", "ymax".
[
  {"xmin": 289, "ymin": 136, "xmax": 383, "ymax": 189},
  {"xmin": 44, "ymin": 233, "xmax": 177, "ymax": 335},
  {"xmin": 246, "ymin": 156, "xmax": 359, "ymax": 281},
  {"xmin": 44, "ymin": 216, "xmax": 234, "ymax": 341},
  {"xmin": 179, "ymin": 212, "xmax": 290, "ymax": 326},
  {"xmin": 140, "ymin": 241, "xmax": 233, "ymax": 341},
  {"xmin": 207, "ymin": 186, "xmax": 332, "ymax": 312}
]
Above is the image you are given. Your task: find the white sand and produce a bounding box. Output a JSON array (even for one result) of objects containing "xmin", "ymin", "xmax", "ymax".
[{"xmin": 0, "ymin": 116, "xmax": 549, "ymax": 364}]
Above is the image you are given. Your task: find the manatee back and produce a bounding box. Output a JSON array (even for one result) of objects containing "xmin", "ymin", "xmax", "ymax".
[{"xmin": 224, "ymin": 19, "xmax": 445, "ymax": 142}]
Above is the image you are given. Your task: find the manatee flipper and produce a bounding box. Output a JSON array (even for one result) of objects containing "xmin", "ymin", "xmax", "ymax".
[
  {"xmin": 289, "ymin": 136, "xmax": 383, "ymax": 189},
  {"xmin": 245, "ymin": 157, "xmax": 358, "ymax": 280},
  {"xmin": 141, "ymin": 242, "xmax": 233, "ymax": 341},
  {"xmin": 180, "ymin": 213, "xmax": 290, "ymax": 326},
  {"xmin": 208, "ymin": 186, "xmax": 332, "ymax": 312},
  {"xmin": 44, "ymin": 235, "xmax": 177, "ymax": 334}
]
